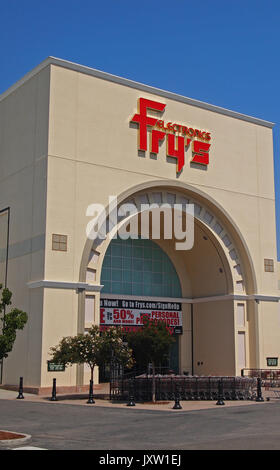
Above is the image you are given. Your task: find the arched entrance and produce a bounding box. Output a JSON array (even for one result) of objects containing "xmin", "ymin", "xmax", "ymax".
[
  {"xmin": 99, "ymin": 237, "xmax": 182, "ymax": 380},
  {"xmin": 79, "ymin": 181, "xmax": 258, "ymax": 385}
]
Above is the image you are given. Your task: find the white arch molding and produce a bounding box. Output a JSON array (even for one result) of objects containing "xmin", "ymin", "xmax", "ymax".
[{"xmin": 81, "ymin": 181, "xmax": 257, "ymax": 298}]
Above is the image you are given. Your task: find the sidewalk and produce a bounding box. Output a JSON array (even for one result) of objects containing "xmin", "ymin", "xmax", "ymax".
[{"xmin": 0, "ymin": 386, "xmax": 275, "ymax": 412}]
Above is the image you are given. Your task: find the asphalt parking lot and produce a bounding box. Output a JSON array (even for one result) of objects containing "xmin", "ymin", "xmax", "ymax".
[{"xmin": 1, "ymin": 398, "xmax": 280, "ymax": 450}]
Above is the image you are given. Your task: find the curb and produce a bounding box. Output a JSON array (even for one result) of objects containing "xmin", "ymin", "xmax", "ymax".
[{"xmin": 0, "ymin": 431, "xmax": 31, "ymax": 448}]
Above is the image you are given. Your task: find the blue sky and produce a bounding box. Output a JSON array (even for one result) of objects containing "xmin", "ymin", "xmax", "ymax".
[{"xmin": 1, "ymin": 0, "xmax": 280, "ymax": 256}]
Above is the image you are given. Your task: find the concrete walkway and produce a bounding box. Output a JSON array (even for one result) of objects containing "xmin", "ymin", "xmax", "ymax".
[
  {"xmin": 0, "ymin": 386, "xmax": 274, "ymax": 412},
  {"xmin": 0, "ymin": 389, "xmax": 35, "ymax": 399}
]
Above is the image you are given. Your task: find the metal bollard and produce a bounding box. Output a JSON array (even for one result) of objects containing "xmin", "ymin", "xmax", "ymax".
[
  {"xmin": 16, "ymin": 377, "xmax": 24, "ymax": 399},
  {"xmin": 50, "ymin": 378, "xmax": 58, "ymax": 401},
  {"xmin": 256, "ymin": 377, "xmax": 264, "ymax": 402},
  {"xmin": 127, "ymin": 379, "xmax": 136, "ymax": 407},
  {"xmin": 87, "ymin": 379, "xmax": 95, "ymax": 404},
  {"xmin": 173, "ymin": 384, "xmax": 182, "ymax": 410},
  {"xmin": 216, "ymin": 379, "xmax": 225, "ymax": 405}
]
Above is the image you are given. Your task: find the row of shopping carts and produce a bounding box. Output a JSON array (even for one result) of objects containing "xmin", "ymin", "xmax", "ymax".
[
  {"xmin": 111, "ymin": 375, "xmax": 257, "ymax": 401},
  {"xmin": 242, "ymin": 369, "xmax": 280, "ymax": 388}
]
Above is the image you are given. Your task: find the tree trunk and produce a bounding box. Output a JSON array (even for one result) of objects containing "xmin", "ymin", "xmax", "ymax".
[{"xmin": 152, "ymin": 362, "xmax": 156, "ymax": 403}]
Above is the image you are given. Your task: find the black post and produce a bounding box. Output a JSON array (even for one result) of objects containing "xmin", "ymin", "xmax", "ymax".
[
  {"xmin": 173, "ymin": 383, "xmax": 182, "ymax": 410},
  {"xmin": 50, "ymin": 378, "xmax": 58, "ymax": 401},
  {"xmin": 16, "ymin": 377, "xmax": 24, "ymax": 399},
  {"xmin": 87, "ymin": 379, "xmax": 95, "ymax": 404},
  {"xmin": 127, "ymin": 379, "xmax": 136, "ymax": 407},
  {"xmin": 216, "ymin": 379, "xmax": 225, "ymax": 405},
  {"xmin": 256, "ymin": 377, "xmax": 264, "ymax": 402}
]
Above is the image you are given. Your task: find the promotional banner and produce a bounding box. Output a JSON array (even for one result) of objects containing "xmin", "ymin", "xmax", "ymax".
[{"xmin": 100, "ymin": 298, "xmax": 182, "ymax": 335}]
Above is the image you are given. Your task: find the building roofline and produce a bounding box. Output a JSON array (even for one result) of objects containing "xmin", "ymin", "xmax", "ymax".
[{"xmin": 0, "ymin": 56, "xmax": 275, "ymax": 129}]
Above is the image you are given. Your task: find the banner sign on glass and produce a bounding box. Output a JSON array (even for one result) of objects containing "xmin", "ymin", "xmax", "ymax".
[{"xmin": 100, "ymin": 298, "xmax": 182, "ymax": 335}]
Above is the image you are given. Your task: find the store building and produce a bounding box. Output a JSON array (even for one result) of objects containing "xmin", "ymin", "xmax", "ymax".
[{"xmin": 0, "ymin": 57, "xmax": 279, "ymax": 392}]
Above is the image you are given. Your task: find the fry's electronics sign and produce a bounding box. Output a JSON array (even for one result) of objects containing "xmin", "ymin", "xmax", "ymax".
[
  {"xmin": 100, "ymin": 298, "xmax": 183, "ymax": 335},
  {"xmin": 131, "ymin": 97, "xmax": 211, "ymax": 173}
]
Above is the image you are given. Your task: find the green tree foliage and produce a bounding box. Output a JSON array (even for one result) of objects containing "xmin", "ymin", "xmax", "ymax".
[
  {"xmin": 0, "ymin": 285, "xmax": 28, "ymax": 361},
  {"xmin": 127, "ymin": 317, "xmax": 174, "ymax": 402},
  {"xmin": 50, "ymin": 326, "xmax": 133, "ymax": 382}
]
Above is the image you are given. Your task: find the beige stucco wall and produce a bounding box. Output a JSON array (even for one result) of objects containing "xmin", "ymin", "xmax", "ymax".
[
  {"xmin": 0, "ymin": 66, "xmax": 50, "ymax": 385},
  {"xmin": 0, "ymin": 60, "xmax": 279, "ymax": 387}
]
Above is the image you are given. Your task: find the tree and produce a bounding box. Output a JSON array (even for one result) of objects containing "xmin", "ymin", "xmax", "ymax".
[
  {"xmin": 96, "ymin": 327, "xmax": 134, "ymax": 371},
  {"xmin": 0, "ymin": 285, "xmax": 28, "ymax": 361},
  {"xmin": 127, "ymin": 317, "xmax": 175, "ymax": 402},
  {"xmin": 50, "ymin": 326, "xmax": 133, "ymax": 385}
]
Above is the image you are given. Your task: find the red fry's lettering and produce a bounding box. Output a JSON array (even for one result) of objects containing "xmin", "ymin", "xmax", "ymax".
[
  {"xmin": 151, "ymin": 130, "xmax": 165, "ymax": 154},
  {"xmin": 192, "ymin": 141, "xmax": 211, "ymax": 165},
  {"xmin": 195, "ymin": 129, "xmax": 202, "ymax": 139},
  {"xmin": 167, "ymin": 122, "xmax": 175, "ymax": 132},
  {"xmin": 156, "ymin": 120, "xmax": 165, "ymax": 129},
  {"xmin": 167, "ymin": 134, "xmax": 185, "ymax": 173},
  {"xmin": 188, "ymin": 127, "xmax": 195, "ymax": 137},
  {"xmin": 131, "ymin": 98, "xmax": 166, "ymax": 151},
  {"xmin": 131, "ymin": 97, "xmax": 212, "ymax": 171}
]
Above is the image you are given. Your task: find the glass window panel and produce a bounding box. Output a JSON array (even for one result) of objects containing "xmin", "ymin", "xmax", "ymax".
[
  {"xmin": 144, "ymin": 247, "xmax": 152, "ymax": 258},
  {"xmin": 111, "ymin": 281, "xmax": 123, "ymax": 293},
  {"xmin": 143, "ymin": 259, "xmax": 152, "ymax": 271},
  {"xmin": 163, "ymin": 284, "xmax": 172, "ymax": 297},
  {"xmin": 124, "ymin": 246, "xmax": 132, "ymax": 257},
  {"xmin": 133, "ymin": 271, "xmax": 143, "ymax": 283},
  {"xmin": 102, "ymin": 281, "xmax": 111, "ymax": 293},
  {"xmin": 101, "ymin": 268, "xmax": 111, "ymax": 281},
  {"xmin": 152, "ymin": 284, "xmax": 162, "ymax": 296},
  {"xmin": 123, "ymin": 270, "xmax": 132, "ymax": 282},
  {"xmin": 112, "ymin": 245, "xmax": 122, "ymax": 256},
  {"xmin": 123, "ymin": 283, "xmax": 132, "ymax": 295},
  {"xmin": 172, "ymin": 284, "xmax": 182, "ymax": 297},
  {"xmin": 112, "ymin": 269, "xmax": 122, "ymax": 281},
  {"xmin": 123, "ymin": 258, "xmax": 131, "ymax": 269},
  {"xmin": 100, "ymin": 237, "xmax": 182, "ymax": 298},
  {"xmin": 153, "ymin": 249, "xmax": 162, "ymax": 260},
  {"xmin": 152, "ymin": 273, "xmax": 162, "ymax": 284},
  {"xmin": 143, "ymin": 271, "xmax": 152, "ymax": 283},
  {"xmin": 153, "ymin": 261, "xmax": 162, "ymax": 272},
  {"xmin": 143, "ymin": 284, "xmax": 153, "ymax": 296},
  {"xmin": 134, "ymin": 247, "xmax": 143, "ymax": 258},
  {"xmin": 132, "ymin": 283, "xmax": 143, "ymax": 296},
  {"xmin": 134, "ymin": 259, "xmax": 143, "ymax": 271},
  {"xmin": 113, "ymin": 257, "xmax": 122, "ymax": 269},
  {"xmin": 102, "ymin": 256, "xmax": 111, "ymax": 268}
]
